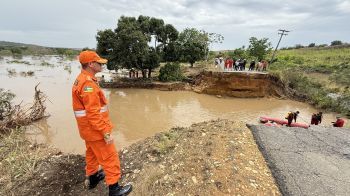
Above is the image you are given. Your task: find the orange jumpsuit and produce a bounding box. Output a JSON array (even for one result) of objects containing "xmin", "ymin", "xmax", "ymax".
[{"xmin": 72, "ymin": 69, "xmax": 120, "ymax": 185}]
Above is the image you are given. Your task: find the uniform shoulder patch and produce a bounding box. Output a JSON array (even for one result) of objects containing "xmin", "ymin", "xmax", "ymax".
[
  {"xmin": 83, "ymin": 86, "xmax": 94, "ymax": 93},
  {"xmin": 86, "ymin": 76, "xmax": 92, "ymax": 81}
]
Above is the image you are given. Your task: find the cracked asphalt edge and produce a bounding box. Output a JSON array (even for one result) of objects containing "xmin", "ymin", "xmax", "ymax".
[{"xmin": 246, "ymin": 124, "xmax": 291, "ymax": 196}]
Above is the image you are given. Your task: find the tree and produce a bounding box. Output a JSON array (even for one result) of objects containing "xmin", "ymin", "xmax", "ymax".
[
  {"xmin": 204, "ymin": 32, "xmax": 224, "ymax": 60},
  {"xmin": 308, "ymin": 43, "xmax": 316, "ymax": 47},
  {"xmin": 331, "ymin": 40, "xmax": 342, "ymax": 46},
  {"xmin": 144, "ymin": 47, "xmax": 160, "ymax": 78},
  {"xmin": 96, "ymin": 15, "xmax": 174, "ymax": 78},
  {"xmin": 96, "ymin": 29, "xmax": 119, "ymax": 70},
  {"xmin": 162, "ymin": 41, "xmax": 181, "ymax": 62},
  {"xmin": 149, "ymin": 17, "xmax": 165, "ymax": 49},
  {"xmin": 247, "ymin": 37, "xmax": 272, "ymax": 61},
  {"xmin": 233, "ymin": 47, "xmax": 248, "ymax": 59},
  {"xmin": 163, "ymin": 24, "xmax": 179, "ymax": 43},
  {"xmin": 177, "ymin": 28, "xmax": 207, "ymax": 67},
  {"xmin": 97, "ymin": 16, "xmax": 149, "ymax": 77}
]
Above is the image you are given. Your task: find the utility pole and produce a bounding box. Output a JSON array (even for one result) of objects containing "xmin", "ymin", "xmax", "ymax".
[{"xmin": 270, "ymin": 29, "xmax": 290, "ymax": 63}]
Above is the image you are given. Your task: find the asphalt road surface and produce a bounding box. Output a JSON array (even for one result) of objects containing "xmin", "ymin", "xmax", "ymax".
[{"xmin": 247, "ymin": 124, "xmax": 350, "ymax": 196}]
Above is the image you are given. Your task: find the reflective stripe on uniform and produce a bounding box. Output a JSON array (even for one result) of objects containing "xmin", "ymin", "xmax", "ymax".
[
  {"xmin": 100, "ymin": 105, "xmax": 108, "ymax": 113},
  {"xmin": 74, "ymin": 110, "xmax": 86, "ymax": 117},
  {"xmin": 74, "ymin": 105, "xmax": 108, "ymax": 117}
]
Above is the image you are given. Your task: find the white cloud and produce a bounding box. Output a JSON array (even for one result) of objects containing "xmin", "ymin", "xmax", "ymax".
[{"xmin": 337, "ymin": 0, "xmax": 350, "ymax": 13}]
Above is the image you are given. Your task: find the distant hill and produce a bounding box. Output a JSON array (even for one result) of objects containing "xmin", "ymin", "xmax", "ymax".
[
  {"xmin": 0, "ymin": 41, "xmax": 43, "ymax": 48},
  {"xmin": 0, "ymin": 41, "xmax": 80, "ymax": 56}
]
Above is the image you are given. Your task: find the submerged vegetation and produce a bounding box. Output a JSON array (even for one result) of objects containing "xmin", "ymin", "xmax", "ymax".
[
  {"xmin": 0, "ymin": 86, "xmax": 50, "ymax": 193},
  {"xmin": 0, "ymin": 85, "xmax": 48, "ymax": 132}
]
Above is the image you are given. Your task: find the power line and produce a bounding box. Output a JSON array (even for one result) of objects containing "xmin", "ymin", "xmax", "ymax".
[{"xmin": 270, "ymin": 29, "xmax": 290, "ymax": 63}]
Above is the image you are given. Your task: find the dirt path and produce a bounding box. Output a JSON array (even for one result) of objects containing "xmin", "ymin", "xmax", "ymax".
[{"xmin": 4, "ymin": 120, "xmax": 280, "ymax": 195}]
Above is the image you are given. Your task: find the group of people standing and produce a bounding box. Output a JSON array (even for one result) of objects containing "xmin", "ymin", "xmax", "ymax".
[
  {"xmin": 286, "ymin": 111, "xmax": 345, "ymax": 127},
  {"xmin": 311, "ymin": 112, "xmax": 323, "ymax": 125},
  {"xmin": 214, "ymin": 57, "xmax": 268, "ymax": 72}
]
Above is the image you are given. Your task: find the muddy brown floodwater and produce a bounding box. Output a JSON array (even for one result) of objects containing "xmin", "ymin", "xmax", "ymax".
[{"xmin": 0, "ymin": 56, "xmax": 343, "ymax": 154}]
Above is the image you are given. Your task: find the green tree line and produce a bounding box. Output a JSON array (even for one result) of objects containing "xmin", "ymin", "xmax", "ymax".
[{"xmin": 96, "ymin": 15, "xmax": 223, "ymax": 78}]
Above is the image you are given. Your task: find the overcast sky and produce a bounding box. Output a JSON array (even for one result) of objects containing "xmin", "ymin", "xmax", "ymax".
[{"xmin": 1, "ymin": 0, "xmax": 349, "ymax": 50}]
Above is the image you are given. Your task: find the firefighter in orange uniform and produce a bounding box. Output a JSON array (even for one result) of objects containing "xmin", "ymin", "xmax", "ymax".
[{"xmin": 72, "ymin": 50, "xmax": 132, "ymax": 196}]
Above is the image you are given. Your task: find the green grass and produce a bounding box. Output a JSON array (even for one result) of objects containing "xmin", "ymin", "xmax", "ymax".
[
  {"xmin": 154, "ymin": 131, "xmax": 179, "ymax": 154},
  {"xmin": 0, "ymin": 129, "xmax": 52, "ymax": 193},
  {"xmin": 274, "ymin": 47, "xmax": 350, "ymax": 76},
  {"xmin": 269, "ymin": 46, "xmax": 350, "ymax": 116}
]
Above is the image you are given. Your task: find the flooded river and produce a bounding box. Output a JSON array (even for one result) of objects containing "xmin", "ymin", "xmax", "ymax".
[{"xmin": 0, "ymin": 56, "xmax": 343, "ymax": 154}]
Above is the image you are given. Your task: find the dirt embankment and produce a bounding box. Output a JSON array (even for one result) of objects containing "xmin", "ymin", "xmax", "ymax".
[
  {"xmin": 100, "ymin": 78, "xmax": 192, "ymax": 91},
  {"xmin": 3, "ymin": 120, "xmax": 280, "ymax": 196},
  {"xmin": 192, "ymin": 71, "xmax": 284, "ymax": 98},
  {"xmin": 101, "ymin": 71, "xmax": 285, "ymax": 98}
]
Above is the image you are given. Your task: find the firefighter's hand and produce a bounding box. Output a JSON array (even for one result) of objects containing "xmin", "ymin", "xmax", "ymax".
[{"xmin": 104, "ymin": 133, "xmax": 114, "ymax": 144}]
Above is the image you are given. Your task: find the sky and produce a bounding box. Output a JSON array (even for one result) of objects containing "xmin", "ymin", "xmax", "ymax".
[{"xmin": 1, "ymin": 0, "xmax": 350, "ymax": 50}]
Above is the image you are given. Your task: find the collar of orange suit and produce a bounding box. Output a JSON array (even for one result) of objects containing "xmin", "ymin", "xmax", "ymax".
[{"xmin": 81, "ymin": 69, "xmax": 97, "ymax": 82}]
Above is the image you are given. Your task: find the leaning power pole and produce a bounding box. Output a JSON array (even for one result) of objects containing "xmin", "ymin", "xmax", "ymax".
[{"xmin": 270, "ymin": 29, "xmax": 290, "ymax": 63}]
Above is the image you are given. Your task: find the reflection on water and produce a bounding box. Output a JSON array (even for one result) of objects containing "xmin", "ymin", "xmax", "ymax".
[{"xmin": 0, "ymin": 56, "xmax": 345, "ymax": 154}]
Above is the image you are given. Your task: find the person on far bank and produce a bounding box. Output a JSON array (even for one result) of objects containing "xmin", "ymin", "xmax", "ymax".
[
  {"xmin": 332, "ymin": 116, "xmax": 345, "ymax": 127},
  {"xmin": 249, "ymin": 60, "xmax": 255, "ymax": 71},
  {"xmin": 72, "ymin": 50, "xmax": 132, "ymax": 196}
]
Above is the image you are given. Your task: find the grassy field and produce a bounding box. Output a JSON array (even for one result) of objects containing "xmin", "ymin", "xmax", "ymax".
[{"xmin": 269, "ymin": 46, "xmax": 350, "ymax": 116}]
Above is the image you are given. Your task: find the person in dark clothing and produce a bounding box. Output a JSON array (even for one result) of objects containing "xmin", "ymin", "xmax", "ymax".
[
  {"xmin": 249, "ymin": 60, "xmax": 255, "ymax": 71},
  {"xmin": 311, "ymin": 113, "xmax": 318, "ymax": 125},
  {"xmin": 316, "ymin": 112, "xmax": 323, "ymax": 124},
  {"xmin": 242, "ymin": 59, "xmax": 247, "ymax": 71},
  {"xmin": 235, "ymin": 59, "xmax": 240, "ymax": 71},
  {"xmin": 293, "ymin": 111, "xmax": 300, "ymax": 122},
  {"xmin": 286, "ymin": 112, "xmax": 294, "ymax": 126},
  {"xmin": 285, "ymin": 111, "xmax": 299, "ymax": 126}
]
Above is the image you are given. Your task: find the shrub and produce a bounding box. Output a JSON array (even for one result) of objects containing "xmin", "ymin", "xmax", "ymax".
[
  {"xmin": 0, "ymin": 89, "xmax": 15, "ymax": 120},
  {"xmin": 318, "ymin": 44, "xmax": 328, "ymax": 47},
  {"xmin": 331, "ymin": 40, "xmax": 342, "ymax": 46},
  {"xmin": 308, "ymin": 43, "xmax": 316, "ymax": 47},
  {"xmin": 158, "ymin": 62, "xmax": 184, "ymax": 82},
  {"xmin": 295, "ymin": 44, "xmax": 304, "ymax": 49},
  {"xmin": 10, "ymin": 47, "xmax": 22, "ymax": 55}
]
